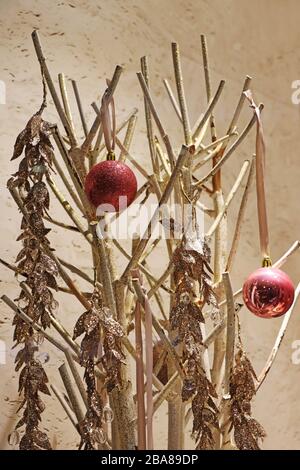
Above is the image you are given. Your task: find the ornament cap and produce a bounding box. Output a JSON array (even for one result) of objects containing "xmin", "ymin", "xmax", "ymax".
[
  {"xmin": 262, "ymin": 256, "xmax": 272, "ymax": 267},
  {"xmin": 106, "ymin": 150, "xmax": 115, "ymax": 161}
]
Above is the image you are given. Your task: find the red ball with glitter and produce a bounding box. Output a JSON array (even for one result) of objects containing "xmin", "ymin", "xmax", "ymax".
[
  {"xmin": 242, "ymin": 267, "xmax": 294, "ymax": 318},
  {"xmin": 85, "ymin": 160, "xmax": 137, "ymax": 212}
]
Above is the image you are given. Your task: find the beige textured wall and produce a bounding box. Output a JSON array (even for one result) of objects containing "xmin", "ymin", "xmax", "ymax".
[{"xmin": 1, "ymin": 0, "xmax": 300, "ymax": 449}]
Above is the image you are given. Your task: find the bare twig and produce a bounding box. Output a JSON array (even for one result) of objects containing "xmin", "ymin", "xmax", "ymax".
[
  {"xmin": 50, "ymin": 384, "xmax": 79, "ymax": 431},
  {"xmin": 256, "ymin": 282, "xmax": 300, "ymax": 391},
  {"xmin": 226, "ymin": 156, "xmax": 255, "ymax": 271},
  {"xmin": 193, "ymin": 104, "xmax": 264, "ymax": 190},
  {"xmin": 94, "ymin": 227, "xmax": 117, "ymax": 318},
  {"xmin": 137, "ymin": 71, "xmax": 176, "ymax": 169},
  {"xmin": 143, "ymin": 284, "xmax": 154, "ymax": 449},
  {"xmin": 192, "ymin": 80, "xmax": 225, "ymax": 143},
  {"xmin": 152, "ymin": 368, "xmax": 180, "ymax": 414},
  {"xmin": 46, "ymin": 177, "xmax": 93, "ymax": 244},
  {"xmin": 52, "ymin": 126, "xmax": 85, "ymax": 197},
  {"xmin": 49, "ymin": 314, "xmax": 81, "ymax": 356},
  {"xmin": 0, "ymin": 257, "xmax": 18, "ymax": 275},
  {"xmin": 171, "ymin": 42, "xmax": 192, "ymax": 145},
  {"xmin": 82, "ymin": 65, "xmax": 123, "ymax": 153},
  {"xmin": 163, "ymin": 78, "xmax": 182, "ymax": 122},
  {"xmin": 141, "ymin": 57, "xmax": 159, "ymax": 173},
  {"xmin": 132, "ymin": 278, "xmax": 185, "ymax": 380},
  {"xmin": 72, "ymin": 79, "xmax": 88, "ymax": 138},
  {"xmin": 65, "ymin": 350, "xmax": 88, "ymax": 408},
  {"xmin": 227, "ymin": 75, "xmax": 252, "ymax": 134},
  {"xmin": 119, "ymin": 115, "xmax": 137, "ymax": 162},
  {"xmin": 92, "ymin": 107, "xmax": 138, "ymax": 156},
  {"xmin": 112, "ymin": 239, "xmax": 172, "ymax": 295},
  {"xmin": 200, "ymin": 34, "xmax": 217, "ymax": 142},
  {"xmin": 204, "ymin": 317, "xmax": 226, "ymax": 347},
  {"xmin": 223, "ymin": 272, "xmax": 235, "ymax": 396},
  {"xmin": 115, "ymin": 134, "xmax": 151, "ymax": 174},
  {"xmin": 193, "ymin": 133, "xmax": 237, "ymax": 171},
  {"xmin": 58, "ymin": 73, "xmax": 78, "ymax": 144},
  {"xmin": 58, "ymin": 257, "xmax": 94, "ymax": 285},
  {"xmin": 59, "ymin": 363, "xmax": 85, "ymax": 424},
  {"xmin": 52, "ymin": 146, "xmax": 85, "ymax": 213},
  {"xmin": 143, "ymin": 262, "xmax": 167, "ymax": 320},
  {"xmin": 134, "ymin": 301, "xmax": 146, "ymax": 449},
  {"xmin": 2, "ymin": 295, "xmax": 63, "ymax": 350},
  {"xmin": 147, "ymin": 261, "xmax": 173, "ymax": 298},
  {"xmin": 31, "ymin": 30, "xmax": 76, "ymax": 147},
  {"xmin": 90, "ymin": 126, "xmax": 103, "ymax": 168},
  {"xmin": 206, "ymin": 159, "xmax": 250, "ymax": 237},
  {"xmin": 43, "ymin": 215, "xmax": 79, "ymax": 232}
]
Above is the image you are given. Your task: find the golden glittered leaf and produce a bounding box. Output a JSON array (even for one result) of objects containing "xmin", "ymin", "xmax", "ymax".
[
  {"xmin": 83, "ymin": 309, "xmax": 100, "ymax": 335},
  {"xmin": 170, "ymin": 237, "xmax": 219, "ymax": 450},
  {"xmin": 11, "ymin": 128, "xmax": 28, "ymax": 161},
  {"xmin": 73, "ymin": 312, "xmax": 87, "ymax": 339},
  {"xmin": 230, "ymin": 349, "xmax": 266, "ymax": 450},
  {"xmin": 32, "ymin": 429, "xmax": 52, "ymax": 450},
  {"xmin": 28, "ymin": 114, "xmax": 42, "ymax": 144}
]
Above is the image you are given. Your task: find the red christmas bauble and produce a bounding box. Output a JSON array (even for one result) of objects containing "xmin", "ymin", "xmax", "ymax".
[
  {"xmin": 242, "ymin": 267, "xmax": 294, "ymax": 318},
  {"xmin": 85, "ymin": 160, "xmax": 137, "ymax": 212}
]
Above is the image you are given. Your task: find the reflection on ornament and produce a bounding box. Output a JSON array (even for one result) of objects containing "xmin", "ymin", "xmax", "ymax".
[
  {"xmin": 94, "ymin": 427, "xmax": 107, "ymax": 444},
  {"xmin": 8, "ymin": 430, "xmax": 20, "ymax": 446},
  {"xmin": 242, "ymin": 267, "xmax": 294, "ymax": 318},
  {"xmin": 33, "ymin": 331, "xmax": 45, "ymax": 346},
  {"xmin": 102, "ymin": 405, "xmax": 114, "ymax": 423},
  {"xmin": 36, "ymin": 352, "xmax": 50, "ymax": 364}
]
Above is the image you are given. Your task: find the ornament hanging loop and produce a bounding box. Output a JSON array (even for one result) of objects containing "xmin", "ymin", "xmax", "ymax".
[
  {"xmin": 100, "ymin": 78, "xmax": 116, "ymax": 161},
  {"xmin": 244, "ymin": 90, "xmax": 270, "ymax": 262}
]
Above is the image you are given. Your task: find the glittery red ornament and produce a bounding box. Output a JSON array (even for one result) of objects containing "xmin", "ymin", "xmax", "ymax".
[
  {"xmin": 85, "ymin": 160, "xmax": 137, "ymax": 212},
  {"xmin": 242, "ymin": 267, "xmax": 294, "ymax": 318}
]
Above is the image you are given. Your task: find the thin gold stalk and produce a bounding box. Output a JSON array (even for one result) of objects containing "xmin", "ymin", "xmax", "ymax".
[
  {"xmin": 171, "ymin": 42, "xmax": 192, "ymax": 145},
  {"xmin": 137, "ymin": 72, "xmax": 176, "ymax": 169},
  {"xmin": 256, "ymin": 283, "xmax": 300, "ymax": 391},
  {"xmin": 141, "ymin": 56, "xmax": 159, "ymax": 173},
  {"xmin": 226, "ymin": 156, "xmax": 255, "ymax": 271},
  {"xmin": 206, "ymin": 160, "xmax": 250, "ymax": 237},
  {"xmin": 163, "ymin": 78, "xmax": 182, "ymax": 122},
  {"xmin": 58, "ymin": 73, "xmax": 78, "ymax": 144},
  {"xmin": 58, "ymin": 363, "xmax": 85, "ymax": 424},
  {"xmin": 71, "ymin": 79, "xmax": 89, "ymax": 137},
  {"xmin": 119, "ymin": 115, "xmax": 137, "ymax": 162},
  {"xmin": 134, "ymin": 301, "xmax": 146, "ymax": 449},
  {"xmin": 31, "ymin": 30, "xmax": 77, "ymax": 147},
  {"xmin": 193, "ymin": 105, "xmax": 263, "ymax": 190}
]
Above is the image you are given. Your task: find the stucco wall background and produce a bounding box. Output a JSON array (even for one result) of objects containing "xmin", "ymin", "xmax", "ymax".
[{"xmin": 1, "ymin": 0, "xmax": 300, "ymax": 449}]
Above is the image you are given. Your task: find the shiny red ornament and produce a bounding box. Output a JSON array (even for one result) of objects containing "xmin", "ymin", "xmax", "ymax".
[
  {"xmin": 85, "ymin": 160, "xmax": 137, "ymax": 212},
  {"xmin": 242, "ymin": 267, "xmax": 295, "ymax": 318}
]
